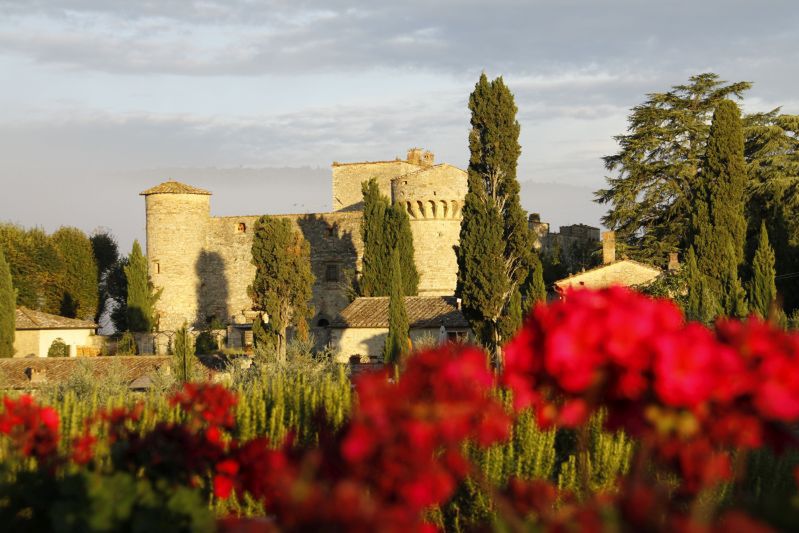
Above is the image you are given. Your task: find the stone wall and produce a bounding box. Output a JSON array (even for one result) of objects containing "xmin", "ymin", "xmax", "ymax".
[
  {"xmin": 392, "ymin": 164, "xmax": 468, "ymax": 295},
  {"xmin": 555, "ymin": 260, "xmax": 661, "ymax": 290},
  {"xmin": 330, "ymin": 326, "xmax": 443, "ymax": 362},
  {"xmin": 13, "ymin": 329, "xmax": 97, "ymax": 358},
  {"xmin": 331, "ymin": 160, "xmax": 420, "ymax": 211},
  {"xmin": 205, "ymin": 212, "xmax": 364, "ymax": 343}
]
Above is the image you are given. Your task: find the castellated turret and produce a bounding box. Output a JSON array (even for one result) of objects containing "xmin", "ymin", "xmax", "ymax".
[
  {"xmin": 391, "ymin": 164, "xmax": 468, "ymax": 296},
  {"xmin": 141, "ymin": 181, "xmax": 211, "ymax": 332}
]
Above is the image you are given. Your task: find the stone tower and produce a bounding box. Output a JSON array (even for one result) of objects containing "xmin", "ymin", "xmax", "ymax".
[
  {"xmin": 391, "ymin": 164, "xmax": 468, "ymax": 295},
  {"xmin": 140, "ymin": 181, "xmax": 211, "ymax": 332}
]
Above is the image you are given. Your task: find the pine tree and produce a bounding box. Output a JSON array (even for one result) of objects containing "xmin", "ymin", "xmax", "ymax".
[
  {"xmin": 457, "ymin": 73, "xmax": 531, "ymax": 355},
  {"xmin": 124, "ymin": 240, "xmax": 161, "ymax": 332},
  {"xmin": 690, "ymin": 100, "xmax": 748, "ymax": 317},
  {"xmin": 750, "ymin": 221, "xmax": 777, "ymax": 319},
  {"xmin": 248, "ymin": 216, "xmax": 314, "ymax": 362},
  {"xmin": 173, "ymin": 324, "xmax": 195, "ymax": 384},
  {"xmin": 0, "ymin": 246, "xmax": 15, "ymax": 357},
  {"xmin": 52, "ymin": 227, "xmax": 99, "ymax": 320},
  {"xmin": 383, "ymin": 250, "xmax": 409, "ymax": 365},
  {"xmin": 359, "ymin": 179, "xmax": 418, "ymax": 296}
]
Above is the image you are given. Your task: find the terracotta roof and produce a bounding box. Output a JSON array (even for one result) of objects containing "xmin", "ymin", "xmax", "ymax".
[
  {"xmin": 554, "ymin": 259, "xmax": 662, "ymax": 290},
  {"xmin": 331, "ymin": 296, "xmax": 469, "ymax": 329},
  {"xmin": 0, "ymin": 356, "xmax": 168, "ymax": 390},
  {"xmin": 16, "ymin": 307, "xmax": 97, "ymax": 330},
  {"xmin": 0, "ymin": 356, "xmax": 219, "ymax": 390},
  {"xmin": 140, "ymin": 181, "xmax": 211, "ymax": 196}
]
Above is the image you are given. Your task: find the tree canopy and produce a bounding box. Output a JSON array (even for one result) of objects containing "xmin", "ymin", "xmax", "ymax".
[
  {"xmin": 248, "ymin": 216, "xmax": 314, "ymax": 362},
  {"xmin": 124, "ymin": 240, "xmax": 160, "ymax": 332},
  {"xmin": 457, "ymin": 73, "xmax": 532, "ymax": 354},
  {"xmin": 51, "ymin": 226, "xmax": 99, "ymax": 320},
  {"xmin": 359, "ymin": 179, "xmax": 418, "ymax": 297},
  {"xmin": 0, "ymin": 246, "xmax": 15, "ymax": 357}
]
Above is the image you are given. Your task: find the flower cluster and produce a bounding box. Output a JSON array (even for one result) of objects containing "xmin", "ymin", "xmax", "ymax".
[
  {"xmin": 503, "ymin": 286, "xmax": 799, "ymax": 496},
  {"xmin": 0, "ymin": 395, "xmax": 60, "ymax": 464}
]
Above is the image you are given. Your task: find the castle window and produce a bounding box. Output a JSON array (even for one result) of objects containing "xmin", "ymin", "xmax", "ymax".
[
  {"xmin": 325, "ymin": 263, "xmax": 340, "ymax": 282},
  {"xmin": 317, "ymin": 318, "xmax": 330, "ymax": 328},
  {"xmin": 236, "ymin": 222, "xmax": 246, "ymax": 233},
  {"xmin": 153, "ymin": 261, "xmax": 160, "ymax": 274}
]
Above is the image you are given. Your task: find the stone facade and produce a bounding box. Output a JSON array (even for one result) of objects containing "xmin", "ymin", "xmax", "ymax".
[{"xmin": 142, "ymin": 149, "xmax": 467, "ymax": 342}]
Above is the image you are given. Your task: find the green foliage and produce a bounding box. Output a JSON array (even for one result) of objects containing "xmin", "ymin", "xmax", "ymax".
[
  {"xmin": 116, "ymin": 331, "xmax": 137, "ymax": 355},
  {"xmin": 497, "ymin": 288, "xmax": 523, "ymax": 341},
  {"xmin": 0, "ymin": 224, "xmax": 65, "ymax": 314},
  {"xmin": 690, "ymin": 100, "xmax": 748, "ymax": 318},
  {"xmin": 107, "ymin": 258, "xmax": 129, "ymax": 333},
  {"xmin": 90, "ymin": 230, "xmax": 120, "ymax": 324},
  {"xmin": 48, "ymin": 338, "xmax": 69, "ymax": 358},
  {"xmin": 173, "ymin": 325, "xmax": 195, "ymax": 384},
  {"xmin": 383, "ymin": 251, "xmax": 410, "ymax": 365},
  {"xmin": 523, "ymin": 254, "xmax": 546, "ymax": 312},
  {"xmin": 685, "ymin": 247, "xmax": 719, "ymax": 323},
  {"xmin": 51, "ymin": 227, "xmax": 99, "ymax": 320},
  {"xmin": 750, "ymin": 222, "xmax": 778, "ymax": 319},
  {"xmin": 458, "ymin": 73, "xmax": 532, "ymax": 354},
  {"xmin": 0, "ymin": 246, "xmax": 15, "ymax": 358},
  {"xmin": 124, "ymin": 241, "xmax": 160, "ymax": 332},
  {"xmin": 248, "ymin": 216, "xmax": 314, "ymax": 362},
  {"xmin": 194, "ymin": 331, "xmax": 218, "ymax": 355},
  {"xmin": 596, "ymin": 74, "xmax": 752, "ymax": 263},
  {"xmin": 359, "ymin": 179, "xmax": 419, "ymax": 297}
]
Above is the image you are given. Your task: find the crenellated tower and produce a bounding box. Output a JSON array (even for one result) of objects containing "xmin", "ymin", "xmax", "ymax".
[
  {"xmin": 141, "ymin": 181, "xmax": 211, "ymax": 331},
  {"xmin": 391, "ymin": 164, "xmax": 468, "ymax": 295}
]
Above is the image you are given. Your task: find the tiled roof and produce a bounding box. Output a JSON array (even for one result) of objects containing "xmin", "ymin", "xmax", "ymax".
[
  {"xmin": 554, "ymin": 259, "xmax": 662, "ymax": 290},
  {"xmin": 0, "ymin": 356, "xmax": 168, "ymax": 390},
  {"xmin": 140, "ymin": 181, "xmax": 211, "ymax": 196},
  {"xmin": 0, "ymin": 356, "xmax": 219, "ymax": 390},
  {"xmin": 16, "ymin": 307, "xmax": 97, "ymax": 330},
  {"xmin": 331, "ymin": 296, "xmax": 469, "ymax": 329}
]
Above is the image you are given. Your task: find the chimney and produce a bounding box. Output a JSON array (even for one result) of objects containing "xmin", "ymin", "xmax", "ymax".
[
  {"xmin": 668, "ymin": 252, "xmax": 680, "ymax": 271},
  {"xmin": 602, "ymin": 231, "xmax": 616, "ymax": 265}
]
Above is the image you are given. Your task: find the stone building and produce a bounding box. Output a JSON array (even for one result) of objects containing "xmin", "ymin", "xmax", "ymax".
[
  {"xmin": 329, "ymin": 296, "xmax": 469, "ymax": 362},
  {"xmin": 13, "ymin": 307, "xmax": 99, "ymax": 358},
  {"xmin": 554, "ymin": 231, "xmax": 662, "ymax": 293},
  {"xmin": 141, "ymin": 149, "xmax": 467, "ymax": 352}
]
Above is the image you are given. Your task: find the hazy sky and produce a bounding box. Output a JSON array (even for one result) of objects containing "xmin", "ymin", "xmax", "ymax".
[{"xmin": 1, "ymin": 0, "xmax": 797, "ymax": 251}]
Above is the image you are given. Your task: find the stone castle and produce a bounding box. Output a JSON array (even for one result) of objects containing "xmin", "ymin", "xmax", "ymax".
[{"xmin": 141, "ymin": 148, "xmax": 467, "ymax": 347}]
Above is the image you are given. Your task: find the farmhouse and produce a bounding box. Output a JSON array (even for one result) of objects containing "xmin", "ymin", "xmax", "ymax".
[
  {"xmin": 330, "ymin": 296, "xmax": 469, "ymax": 362},
  {"xmin": 13, "ymin": 307, "xmax": 99, "ymax": 358}
]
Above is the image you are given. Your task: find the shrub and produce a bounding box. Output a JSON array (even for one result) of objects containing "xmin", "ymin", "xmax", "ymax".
[
  {"xmin": 47, "ymin": 338, "xmax": 68, "ymax": 357},
  {"xmin": 116, "ymin": 331, "xmax": 137, "ymax": 355},
  {"xmin": 194, "ymin": 331, "xmax": 218, "ymax": 355}
]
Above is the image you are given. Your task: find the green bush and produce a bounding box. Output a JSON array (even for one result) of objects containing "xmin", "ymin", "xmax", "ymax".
[
  {"xmin": 194, "ymin": 331, "xmax": 218, "ymax": 355},
  {"xmin": 47, "ymin": 338, "xmax": 69, "ymax": 358},
  {"xmin": 116, "ymin": 331, "xmax": 137, "ymax": 355}
]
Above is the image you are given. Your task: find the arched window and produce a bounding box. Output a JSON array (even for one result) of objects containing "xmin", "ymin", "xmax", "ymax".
[{"xmin": 317, "ymin": 318, "xmax": 330, "ymax": 328}]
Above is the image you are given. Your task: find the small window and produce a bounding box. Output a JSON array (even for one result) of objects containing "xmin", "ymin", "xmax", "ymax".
[
  {"xmin": 325, "ymin": 263, "xmax": 340, "ymax": 282},
  {"xmin": 317, "ymin": 318, "xmax": 330, "ymax": 328},
  {"xmin": 236, "ymin": 222, "xmax": 247, "ymax": 233},
  {"xmin": 153, "ymin": 261, "xmax": 160, "ymax": 274}
]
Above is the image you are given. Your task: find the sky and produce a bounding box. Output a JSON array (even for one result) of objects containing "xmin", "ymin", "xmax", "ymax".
[{"xmin": 1, "ymin": 0, "xmax": 797, "ymax": 251}]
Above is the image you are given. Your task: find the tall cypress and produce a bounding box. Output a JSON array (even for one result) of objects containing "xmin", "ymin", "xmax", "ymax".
[
  {"xmin": 525, "ymin": 254, "xmax": 547, "ymax": 311},
  {"xmin": 750, "ymin": 221, "xmax": 777, "ymax": 319},
  {"xmin": 383, "ymin": 250, "xmax": 409, "ymax": 365},
  {"xmin": 457, "ymin": 73, "xmax": 531, "ymax": 353},
  {"xmin": 690, "ymin": 99, "xmax": 748, "ymax": 317},
  {"xmin": 0, "ymin": 246, "xmax": 15, "ymax": 357},
  {"xmin": 685, "ymin": 246, "xmax": 719, "ymax": 323},
  {"xmin": 360, "ymin": 178, "xmax": 418, "ymax": 296},
  {"xmin": 124, "ymin": 240, "xmax": 161, "ymax": 332}
]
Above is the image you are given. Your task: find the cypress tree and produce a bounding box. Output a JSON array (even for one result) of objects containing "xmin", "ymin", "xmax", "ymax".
[
  {"xmin": 525, "ymin": 254, "xmax": 547, "ymax": 311},
  {"xmin": 173, "ymin": 324, "xmax": 195, "ymax": 384},
  {"xmin": 124, "ymin": 240, "xmax": 161, "ymax": 332},
  {"xmin": 359, "ymin": 178, "xmax": 419, "ymax": 296},
  {"xmin": 690, "ymin": 99, "xmax": 748, "ymax": 317},
  {"xmin": 457, "ymin": 73, "xmax": 531, "ymax": 355},
  {"xmin": 383, "ymin": 250, "xmax": 409, "ymax": 365},
  {"xmin": 0, "ymin": 246, "xmax": 15, "ymax": 357},
  {"xmin": 90, "ymin": 230, "xmax": 120, "ymax": 323},
  {"xmin": 750, "ymin": 221, "xmax": 777, "ymax": 319},
  {"xmin": 497, "ymin": 288, "xmax": 522, "ymax": 341},
  {"xmin": 248, "ymin": 216, "xmax": 314, "ymax": 362},
  {"xmin": 52, "ymin": 227, "xmax": 99, "ymax": 320},
  {"xmin": 360, "ymin": 179, "xmax": 390, "ymax": 296},
  {"xmin": 387, "ymin": 202, "xmax": 419, "ymax": 296}
]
